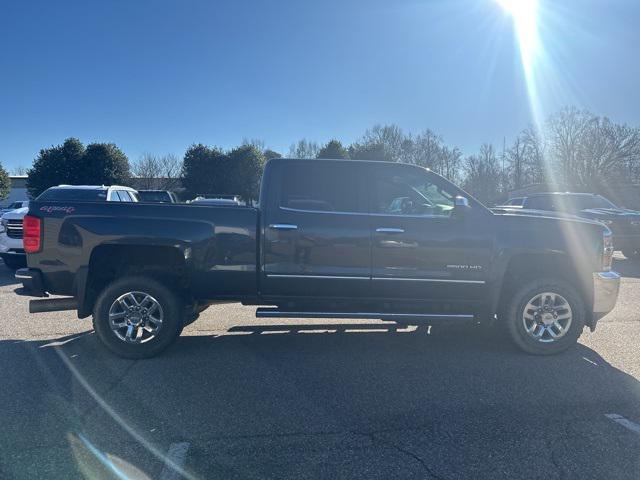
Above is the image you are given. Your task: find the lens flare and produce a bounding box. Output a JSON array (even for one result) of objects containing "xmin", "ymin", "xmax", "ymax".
[
  {"xmin": 495, "ymin": 0, "xmax": 545, "ymax": 133},
  {"xmin": 496, "ymin": 0, "xmax": 539, "ymax": 73}
]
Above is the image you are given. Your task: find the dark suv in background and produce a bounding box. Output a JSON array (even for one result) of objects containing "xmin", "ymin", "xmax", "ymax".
[
  {"xmin": 137, "ymin": 190, "xmax": 178, "ymax": 203},
  {"xmin": 507, "ymin": 193, "xmax": 640, "ymax": 259}
]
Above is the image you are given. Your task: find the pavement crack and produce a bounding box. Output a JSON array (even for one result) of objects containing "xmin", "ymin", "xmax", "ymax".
[
  {"xmin": 364, "ymin": 431, "xmax": 449, "ymax": 480},
  {"xmin": 544, "ymin": 436, "xmax": 566, "ymax": 480},
  {"xmin": 186, "ymin": 429, "xmax": 348, "ymax": 442},
  {"xmin": 78, "ymin": 358, "xmax": 139, "ymax": 423}
]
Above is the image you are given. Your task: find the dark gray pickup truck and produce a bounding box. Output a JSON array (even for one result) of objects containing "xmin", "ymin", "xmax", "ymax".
[{"xmin": 17, "ymin": 159, "xmax": 620, "ymax": 358}]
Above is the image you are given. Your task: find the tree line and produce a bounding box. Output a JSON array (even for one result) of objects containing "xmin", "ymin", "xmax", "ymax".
[
  {"xmin": 0, "ymin": 163, "xmax": 9, "ymax": 201},
  {"xmin": 7, "ymin": 106, "xmax": 640, "ymax": 204},
  {"xmin": 285, "ymin": 107, "xmax": 640, "ymax": 204}
]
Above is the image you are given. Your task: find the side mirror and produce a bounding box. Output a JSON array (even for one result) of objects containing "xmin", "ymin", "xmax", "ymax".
[{"xmin": 453, "ymin": 196, "xmax": 471, "ymax": 216}]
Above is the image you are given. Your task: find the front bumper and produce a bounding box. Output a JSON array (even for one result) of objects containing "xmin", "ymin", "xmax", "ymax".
[
  {"xmin": 0, "ymin": 233, "xmax": 24, "ymax": 253},
  {"xmin": 0, "ymin": 249, "xmax": 26, "ymax": 268},
  {"xmin": 612, "ymin": 234, "xmax": 640, "ymax": 251},
  {"xmin": 0, "ymin": 250, "xmax": 25, "ymax": 260},
  {"xmin": 593, "ymin": 271, "xmax": 620, "ymax": 316}
]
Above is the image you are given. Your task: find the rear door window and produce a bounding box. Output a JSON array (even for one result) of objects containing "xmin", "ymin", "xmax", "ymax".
[
  {"xmin": 524, "ymin": 196, "xmax": 556, "ymax": 211},
  {"xmin": 117, "ymin": 191, "xmax": 133, "ymax": 202},
  {"xmin": 279, "ymin": 162, "xmax": 366, "ymax": 213}
]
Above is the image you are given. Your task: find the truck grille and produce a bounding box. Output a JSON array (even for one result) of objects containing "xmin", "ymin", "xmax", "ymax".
[{"xmin": 6, "ymin": 220, "xmax": 23, "ymax": 239}]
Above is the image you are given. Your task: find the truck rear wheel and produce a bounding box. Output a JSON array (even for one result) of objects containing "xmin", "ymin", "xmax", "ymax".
[
  {"xmin": 503, "ymin": 278, "xmax": 585, "ymax": 355},
  {"xmin": 93, "ymin": 276, "xmax": 184, "ymax": 359}
]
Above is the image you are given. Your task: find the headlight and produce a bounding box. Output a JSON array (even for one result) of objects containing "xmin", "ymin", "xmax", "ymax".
[{"xmin": 0, "ymin": 218, "xmax": 6, "ymax": 234}]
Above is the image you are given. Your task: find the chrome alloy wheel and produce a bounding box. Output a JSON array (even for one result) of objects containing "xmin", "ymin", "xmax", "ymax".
[
  {"xmin": 522, "ymin": 292, "xmax": 572, "ymax": 343},
  {"xmin": 108, "ymin": 291, "xmax": 164, "ymax": 344}
]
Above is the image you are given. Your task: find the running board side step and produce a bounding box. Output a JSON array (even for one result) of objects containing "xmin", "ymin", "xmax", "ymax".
[
  {"xmin": 255, "ymin": 308, "xmax": 473, "ymax": 322},
  {"xmin": 29, "ymin": 298, "xmax": 77, "ymax": 314}
]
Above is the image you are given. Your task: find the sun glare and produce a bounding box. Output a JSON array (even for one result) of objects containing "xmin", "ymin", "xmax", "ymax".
[
  {"xmin": 495, "ymin": 0, "xmax": 543, "ymax": 128},
  {"xmin": 496, "ymin": 0, "xmax": 540, "ymax": 74}
]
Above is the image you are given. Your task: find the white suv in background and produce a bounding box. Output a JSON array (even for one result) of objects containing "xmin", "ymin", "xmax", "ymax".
[{"xmin": 0, "ymin": 185, "xmax": 138, "ymax": 270}]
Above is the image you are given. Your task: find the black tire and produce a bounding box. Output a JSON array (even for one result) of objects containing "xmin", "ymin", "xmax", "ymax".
[
  {"xmin": 622, "ymin": 248, "xmax": 640, "ymax": 260},
  {"xmin": 2, "ymin": 256, "xmax": 26, "ymax": 271},
  {"xmin": 93, "ymin": 276, "xmax": 184, "ymax": 359},
  {"xmin": 503, "ymin": 278, "xmax": 585, "ymax": 355}
]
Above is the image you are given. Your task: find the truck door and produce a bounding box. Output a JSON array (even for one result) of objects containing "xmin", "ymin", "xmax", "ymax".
[
  {"xmin": 369, "ymin": 163, "xmax": 493, "ymax": 304},
  {"xmin": 262, "ymin": 160, "xmax": 371, "ymax": 298}
]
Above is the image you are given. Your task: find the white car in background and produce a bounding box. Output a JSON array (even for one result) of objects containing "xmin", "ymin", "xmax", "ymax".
[
  {"xmin": 0, "ymin": 185, "xmax": 137, "ymax": 270},
  {"xmin": 0, "ymin": 200, "xmax": 29, "ymax": 216},
  {"xmin": 0, "ymin": 207, "xmax": 29, "ymax": 269}
]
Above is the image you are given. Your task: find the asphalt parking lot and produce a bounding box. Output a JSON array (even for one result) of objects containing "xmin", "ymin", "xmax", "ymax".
[{"xmin": 1, "ymin": 256, "xmax": 640, "ymax": 479}]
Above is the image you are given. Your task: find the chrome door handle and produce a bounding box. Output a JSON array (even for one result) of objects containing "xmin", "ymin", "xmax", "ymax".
[
  {"xmin": 375, "ymin": 227, "xmax": 405, "ymax": 234},
  {"xmin": 269, "ymin": 223, "xmax": 298, "ymax": 231}
]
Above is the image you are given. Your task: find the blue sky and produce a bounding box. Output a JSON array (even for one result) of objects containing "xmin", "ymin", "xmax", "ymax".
[{"xmin": 1, "ymin": 0, "xmax": 639, "ymax": 170}]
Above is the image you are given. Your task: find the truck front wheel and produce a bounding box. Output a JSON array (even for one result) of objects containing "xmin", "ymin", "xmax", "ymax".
[
  {"xmin": 503, "ymin": 278, "xmax": 585, "ymax": 355},
  {"xmin": 93, "ymin": 276, "xmax": 184, "ymax": 359}
]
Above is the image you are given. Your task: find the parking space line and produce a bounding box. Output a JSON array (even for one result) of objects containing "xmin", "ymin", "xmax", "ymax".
[
  {"xmin": 39, "ymin": 332, "xmax": 92, "ymax": 348},
  {"xmin": 159, "ymin": 442, "xmax": 190, "ymax": 480},
  {"xmin": 605, "ymin": 413, "xmax": 640, "ymax": 435}
]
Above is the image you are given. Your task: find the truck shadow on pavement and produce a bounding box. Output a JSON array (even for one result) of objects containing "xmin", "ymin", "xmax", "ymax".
[{"xmin": 2, "ymin": 323, "xmax": 640, "ymax": 479}]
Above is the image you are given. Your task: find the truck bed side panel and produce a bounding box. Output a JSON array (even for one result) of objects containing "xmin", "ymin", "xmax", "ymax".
[{"xmin": 27, "ymin": 202, "xmax": 259, "ymax": 300}]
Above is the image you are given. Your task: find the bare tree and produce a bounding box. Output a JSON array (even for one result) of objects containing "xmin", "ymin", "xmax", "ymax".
[
  {"xmin": 132, "ymin": 153, "xmax": 161, "ymax": 190},
  {"xmin": 505, "ymin": 134, "xmax": 527, "ymax": 190},
  {"xmin": 11, "ymin": 166, "xmax": 28, "ymax": 176},
  {"xmin": 520, "ymin": 126, "xmax": 546, "ymax": 185},
  {"xmin": 358, "ymin": 124, "xmax": 408, "ymax": 162},
  {"xmin": 440, "ymin": 146, "xmax": 463, "ymax": 184},
  {"xmin": 576, "ymin": 118, "xmax": 640, "ymax": 186},
  {"xmin": 242, "ymin": 138, "xmax": 266, "ymax": 152},
  {"xmin": 547, "ymin": 107, "xmax": 640, "ymax": 187},
  {"xmin": 409, "ymin": 129, "xmax": 444, "ymax": 170},
  {"xmin": 547, "ymin": 106, "xmax": 592, "ymax": 184},
  {"xmin": 132, "ymin": 153, "xmax": 182, "ymax": 190},
  {"xmin": 288, "ymin": 139, "xmax": 320, "ymax": 159},
  {"xmin": 463, "ymin": 144, "xmax": 502, "ymax": 204}
]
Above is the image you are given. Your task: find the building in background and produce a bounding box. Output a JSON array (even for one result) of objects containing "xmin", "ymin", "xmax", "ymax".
[{"xmin": 0, "ymin": 176, "xmax": 28, "ymax": 208}]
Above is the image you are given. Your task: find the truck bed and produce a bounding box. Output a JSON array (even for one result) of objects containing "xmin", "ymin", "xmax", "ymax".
[{"xmin": 27, "ymin": 200, "xmax": 259, "ymax": 301}]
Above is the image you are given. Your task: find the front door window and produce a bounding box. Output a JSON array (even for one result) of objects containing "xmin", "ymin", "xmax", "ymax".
[{"xmin": 372, "ymin": 168, "xmax": 456, "ymax": 217}]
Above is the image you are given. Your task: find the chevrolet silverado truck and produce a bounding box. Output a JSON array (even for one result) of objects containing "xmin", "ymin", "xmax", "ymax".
[{"xmin": 16, "ymin": 159, "xmax": 620, "ymax": 358}]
